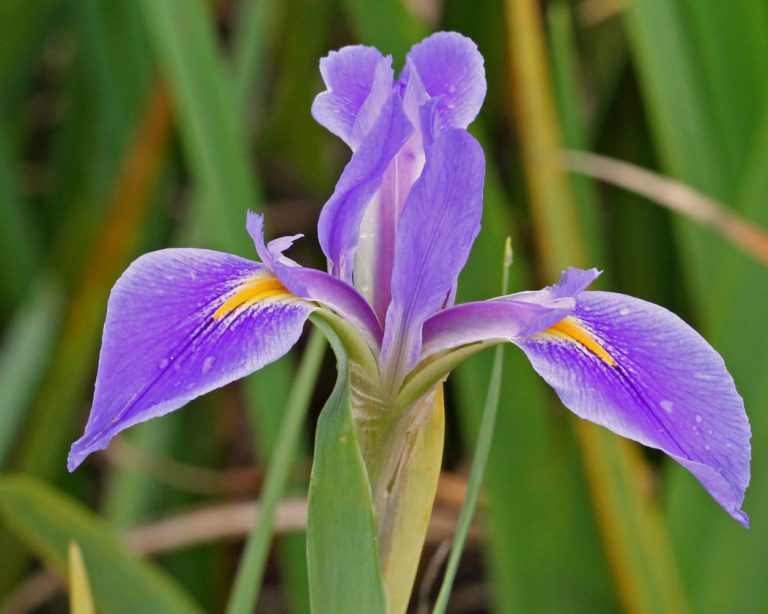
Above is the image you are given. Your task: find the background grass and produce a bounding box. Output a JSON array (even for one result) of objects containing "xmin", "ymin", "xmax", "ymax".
[{"xmin": 0, "ymin": 0, "xmax": 766, "ymax": 612}]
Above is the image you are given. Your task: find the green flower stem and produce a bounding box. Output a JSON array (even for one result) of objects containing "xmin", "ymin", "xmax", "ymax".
[{"xmin": 433, "ymin": 238, "xmax": 512, "ymax": 613}]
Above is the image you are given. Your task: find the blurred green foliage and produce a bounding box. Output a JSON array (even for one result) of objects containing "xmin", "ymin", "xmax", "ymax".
[{"xmin": 0, "ymin": 0, "xmax": 766, "ymax": 612}]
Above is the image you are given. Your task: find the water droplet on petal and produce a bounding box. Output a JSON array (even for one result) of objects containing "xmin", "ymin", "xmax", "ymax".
[
  {"xmin": 660, "ymin": 400, "xmax": 674, "ymax": 413},
  {"xmin": 705, "ymin": 444, "xmax": 711, "ymax": 450},
  {"xmin": 695, "ymin": 414, "xmax": 703, "ymax": 423},
  {"xmin": 447, "ymin": 84, "xmax": 457, "ymax": 94},
  {"xmin": 202, "ymin": 356, "xmax": 215, "ymax": 374},
  {"xmin": 158, "ymin": 358, "xmax": 170, "ymax": 369},
  {"xmin": 619, "ymin": 308, "xmax": 630, "ymax": 316}
]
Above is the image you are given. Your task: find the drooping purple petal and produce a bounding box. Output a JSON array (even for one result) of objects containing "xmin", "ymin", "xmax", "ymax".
[
  {"xmin": 401, "ymin": 32, "xmax": 486, "ymax": 132},
  {"xmin": 317, "ymin": 93, "xmax": 413, "ymax": 282},
  {"xmin": 311, "ymin": 46, "xmax": 391, "ymax": 149},
  {"xmin": 381, "ymin": 129, "xmax": 485, "ymax": 381},
  {"xmin": 515, "ymin": 291, "xmax": 751, "ymax": 526},
  {"xmin": 68, "ymin": 248, "xmax": 311, "ymax": 471}
]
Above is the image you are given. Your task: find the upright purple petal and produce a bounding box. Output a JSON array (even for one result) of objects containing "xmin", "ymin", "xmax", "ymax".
[
  {"xmin": 350, "ymin": 57, "xmax": 395, "ymax": 149},
  {"xmin": 402, "ymin": 32, "xmax": 486, "ymax": 131},
  {"xmin": 381, "ymin": 129, "xmax": 485, "ymax": 382},
  {"xmin": 317, "ymin": 93, "xmax": 413, "ymax": 281},
  {"xmin": 311, "ymin": 46, "xmax": 391, "ymax": 149},
  {"xmin": 68, "ymin": 249, "xmax": 311, "ymax": 471},
  {"xmin": 515, "ymin": 291, "xmax": 751, "ymax": 525}
]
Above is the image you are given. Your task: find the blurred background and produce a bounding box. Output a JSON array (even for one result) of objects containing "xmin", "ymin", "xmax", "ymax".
[{"xmin": 0, "ymin": 0, "xmax": 766, "ymax": 612}]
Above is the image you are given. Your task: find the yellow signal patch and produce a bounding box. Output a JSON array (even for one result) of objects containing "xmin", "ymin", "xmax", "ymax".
[
  {"xmin": 213, "ymin": 276, "xmax": 290, "ymax": 320},
  {"xmin": 545, "ymin": 316, "xmax": 616, "ymax": 367}
]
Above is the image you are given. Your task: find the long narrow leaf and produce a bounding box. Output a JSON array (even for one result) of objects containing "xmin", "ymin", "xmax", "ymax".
[
  {"xmin": 433, "ymin": 239, "xmax": 511, "ymax": 613},
  {"xmin": 0, "ymin": 280, "xmax": 62, "ymax": 465},
  {"xmin": 505, "ymin": 0, "xmax": 688, "ymax": 611},
  {"xmin": 225, "ymin": 329, "xmax": 326, "ymax": 614},
  {"xmin": 306, "ymin": 318, "xmax": 387, "ymax": 614},
  {"xmin": 138, "ymin": 0, "xmax": 258, "ymax": 254},
  {"xmin": 0, "ymin": 475, "xmax": 203, "ymax": 614},
  {"xmin": 68, "ymin": 541, "xmax": 96, "ymax": 614}
]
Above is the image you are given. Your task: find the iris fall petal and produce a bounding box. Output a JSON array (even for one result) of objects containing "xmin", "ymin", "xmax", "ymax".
[
  {"xmin": 67, "ymin": 249, "xmax": 311, "ymax": 470},
  {"xmin": 516, "ymin": 290, "xmax": 751, "ymax": 525}
]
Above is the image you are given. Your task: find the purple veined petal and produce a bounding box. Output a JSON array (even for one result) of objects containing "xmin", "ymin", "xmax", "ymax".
[
  {"xmin": 275, "ymin": 265, "xmax": 383, "ymax": 350},
  {"xmin": 546, "ymin": 266, "xmax": 601, "ymax": 297},
  {"xmin": 401, "ymin": 31, "xmax": 486, "ymax": 131},
  {"xmin": 419, "ymin": 267, "xmax": 599, "ymax": 359},
  {"xmin": 318, "ymin": 92, "xmax": 413, "ymax": 282},
  {"xmin": 515, "ymin": 291, "xmax": 751, "ymax": 526},
  {"xmin": 311, "ymin": 45, "xmax": 390, "ymax": 149},
  {"xmin": 68, "ymin": 248, "xmax": 312, "ymax": 471},
  {"xmin": 354, "ymin": 63, "xmax": 430, "ymax": 321},
  {"xmin": 350, "ymin": 56, "xmax": 395, "ymax": 149},
  {"xmin": 381, "ymin": 129, "xmax": 485, "ymax": 384}
]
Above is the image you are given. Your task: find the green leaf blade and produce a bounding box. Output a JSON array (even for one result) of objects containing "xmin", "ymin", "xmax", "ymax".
[
  {"xmin": 307, "ymin": 320, "xmax": 387, "ymax": 614},
  {"xmin": 0, "ymin": 475, "xmax": 203, "ymax": 614}
]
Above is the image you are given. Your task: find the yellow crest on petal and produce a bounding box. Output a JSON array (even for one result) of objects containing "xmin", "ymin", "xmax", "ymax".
[
  {"xmin": 544, "ymin": 316, "xmax": 616, "ymax": 367},
  {"xmin": 213, "ymin": 275, "xmax": 291, "ymax": 320}
]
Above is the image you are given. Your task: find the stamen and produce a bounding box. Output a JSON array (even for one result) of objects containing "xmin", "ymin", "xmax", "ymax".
[
  {"xmin": 213, "ymin": 276, "xmax": 290, "ymax": 320},
  {"xmin": 545, "ymin": 316, "xmax": 616, "ymax": 366}
]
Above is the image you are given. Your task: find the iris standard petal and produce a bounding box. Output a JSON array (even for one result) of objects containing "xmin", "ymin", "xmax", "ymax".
[
  {"xmin": 68, "ymin": 248, "xmax": 311, "ymax": 471},
  {"xmin": 381, "ymin": 129, "xmax": 485, "ymax": 380},
  {"xmin": 515, "ymin": 291, "xmax": 751, "ymax": 525},
  {"xmin": 401, "ymin": 31, "xmax": 486, "ymax": 131},
  {"xmin": 317, "ymin": 92, "xmax": 413, "ymax": 281},
  {"xmin": 311, "ymin": 45, "xmax": 389, "ymax": 149}
]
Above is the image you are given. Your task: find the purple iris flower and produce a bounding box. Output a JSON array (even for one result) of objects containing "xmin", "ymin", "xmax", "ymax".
[{"xmin": 69, "ymin": 32, "xmax": 750, "ymax": 526}]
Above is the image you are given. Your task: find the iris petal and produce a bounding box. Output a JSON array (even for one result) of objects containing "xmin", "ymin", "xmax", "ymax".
[
  {"xmin": 67, "ymin": 248, "xmax": 312, "ymax": 471},
  {"xmin": 420, "ymin": 296, "xmax": 574, "ymax": 360},
  {"xmin": 311, "ymin": 45, "xmax": 388, "ymax": 149},
  {"xmin": 317, "ymin": 93, "xmax": 413, "ymax": 281},
  {"xmin": 516, "ymin": 291, "xmax": 751, "ymax": 526},
  {"xmin": 419, "ymin": 267, "xmax": 598, "ymax": 359},
  {"xmin": 381, "ymin": 129, "xmax": 485, "ymax": 382},
  {"xmin": 401, "ymin": 32, "xmax": 486, "ymax": 131}
]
